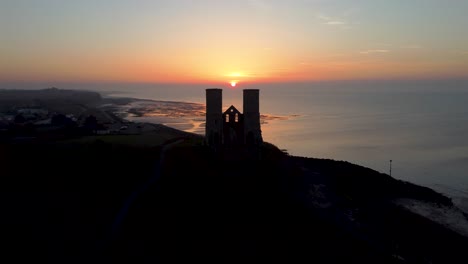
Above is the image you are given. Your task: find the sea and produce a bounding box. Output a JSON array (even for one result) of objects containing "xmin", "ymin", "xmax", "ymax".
[{"xmin": 8, "ymin": 80, "xmax": 468, "ymax": 210}]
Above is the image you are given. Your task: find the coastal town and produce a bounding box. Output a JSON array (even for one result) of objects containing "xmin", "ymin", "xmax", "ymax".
[
  {"xmin": 0, "ymin": 88, "xmax": 196, "ymax": 144},
  {"xmin": 0, "ymin": 88, "xmax": 128, "ymax": 137}
]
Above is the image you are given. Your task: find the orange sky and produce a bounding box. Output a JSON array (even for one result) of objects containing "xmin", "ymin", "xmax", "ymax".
[{"xmin": 1, "ymin": 1, "xmax": 468, "ymax": 85}]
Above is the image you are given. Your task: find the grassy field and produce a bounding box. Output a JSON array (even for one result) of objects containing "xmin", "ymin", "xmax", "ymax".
[{"xmin": 62, "ymin": 123, "xmax": 204, "ymax": 148}]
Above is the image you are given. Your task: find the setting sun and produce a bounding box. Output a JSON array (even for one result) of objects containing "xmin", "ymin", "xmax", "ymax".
[{"xmin": 230, "ymin": 81, "xmax": 237, "ymax": 87}]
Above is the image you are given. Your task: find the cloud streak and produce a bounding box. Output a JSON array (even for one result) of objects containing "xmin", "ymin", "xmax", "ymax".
[
  {"xmin": 359, "ymin": 49, "xmax": 390, "ymax": 54},
  {"xmin": 316, "ymin": 14, "xmax": 348, "ymax": 26},
  {"xmin": 325, "ymin": 21, "xmax": 346, "ymax": 25}
]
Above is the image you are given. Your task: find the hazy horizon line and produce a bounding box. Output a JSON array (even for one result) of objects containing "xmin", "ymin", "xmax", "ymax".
[{"xmin": 2, "ymin": 77, "xmax": 468, "ymax": 87}]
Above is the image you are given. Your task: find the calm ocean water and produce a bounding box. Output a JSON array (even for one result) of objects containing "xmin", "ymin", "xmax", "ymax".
[{"xmin": 9, "ymin": 80, "xmax": 468, "ymax": 208}]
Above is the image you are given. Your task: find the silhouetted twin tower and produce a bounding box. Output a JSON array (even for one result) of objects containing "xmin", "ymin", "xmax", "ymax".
[{"xmin": 205, "ymin": 88, "xmax": 262, "ymax": 148}]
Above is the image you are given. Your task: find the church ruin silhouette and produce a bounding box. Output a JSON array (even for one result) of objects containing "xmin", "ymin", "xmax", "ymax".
[{"xmin": 205, "ymin": 88, "xmax": 263, "ymax": 148}]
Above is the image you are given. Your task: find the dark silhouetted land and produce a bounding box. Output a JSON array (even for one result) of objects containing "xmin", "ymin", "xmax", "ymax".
[{"xmin": 1, "ymin": 89, "xmax": 467, "ymax": 263}]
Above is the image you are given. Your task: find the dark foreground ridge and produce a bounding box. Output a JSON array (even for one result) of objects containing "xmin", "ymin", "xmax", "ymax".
[
  {"xmin": 1, "ymin": 88, "xmax": 467, "ymax": 263},
  {"xmin": 1, "ymin": 133, "xmax": 468, "ymax": 263}
]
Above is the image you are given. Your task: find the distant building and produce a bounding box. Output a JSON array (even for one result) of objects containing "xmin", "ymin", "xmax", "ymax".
[{"xmin": 205, "ymin": 88, "xmax": 263, "ymax": 149}]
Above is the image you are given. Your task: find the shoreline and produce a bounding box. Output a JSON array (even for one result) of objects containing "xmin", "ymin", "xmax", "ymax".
[
  {"xmin": 100, "ymin": 95, "xmax": 206, "ymax": 134},
  {"xmin": 101, "ymin": 95, "xmax": 301, "ymax": 135},
  {"xmin": 100, "ymin": 94, "xmax": 468, "ymax": 213},
  {"xmin": 2, "ymin": 88, "xmax": 467, "ymax": 216}
]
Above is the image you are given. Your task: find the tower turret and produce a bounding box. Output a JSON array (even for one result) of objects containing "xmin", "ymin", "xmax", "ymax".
[
  {"xmin": 243, "ymin": 89, "xmax": 263, "ymax": 145},
  {"xmin": 205, "ymin": 88, "xmax": 223, "ymax": 147}
]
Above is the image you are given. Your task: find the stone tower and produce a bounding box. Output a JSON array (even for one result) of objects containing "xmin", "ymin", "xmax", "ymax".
[
  {"xmin": 205, "ymin": 88, "xmax": 223, "ymax": 147},
  {"xmin": 205, "ymin": 88, "xmax": 262, "ymax": 148},
  {"xmin": 243, "ymin": 89, "xmax": 263, "ymax": 146}
]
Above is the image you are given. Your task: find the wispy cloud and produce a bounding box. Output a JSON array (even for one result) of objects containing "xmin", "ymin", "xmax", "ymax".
[
  {"xmin": 359, "ymin": 49, "xmax": 390, "ymax": 54},
  {"xmin": 316, "ymin": 14, "xmax": 348, "ymax": 26},
  {"xmin": 327, "ymin": 53, "xmax": 348, "ymax": 58},
  {"xmin": 325, "ymin": 21, "xmax": 346, "ymax": 25}
]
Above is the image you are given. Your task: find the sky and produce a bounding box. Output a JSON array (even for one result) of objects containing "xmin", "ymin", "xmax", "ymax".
[{"xmin": 1, "ymin": 0, "xmax": 468, "ymax": 85}]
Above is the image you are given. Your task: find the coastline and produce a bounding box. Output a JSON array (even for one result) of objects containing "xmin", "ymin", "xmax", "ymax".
[
  {"xmin": 100, "ymin": 95, "xmax": 301, "ymax": 136},
  {"xmin": 100, "ymin": 93, "xmax": 468, "ymax": 214},
  {"xmin": 2, "ymin": 88, "xmax": 468, "ymax": 261},
  {"xmin": 100, "ymin": 95, "xmax": 468, "ymax": 227},
  {"xmin": 100, "ymin": 95, "xmax": 206, "ymax": 134}
]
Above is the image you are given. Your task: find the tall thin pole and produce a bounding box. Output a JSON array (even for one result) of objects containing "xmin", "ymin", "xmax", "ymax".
[{"xmin": 389, "ymin": 160, "xmax": 392, "ymax": 177}]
